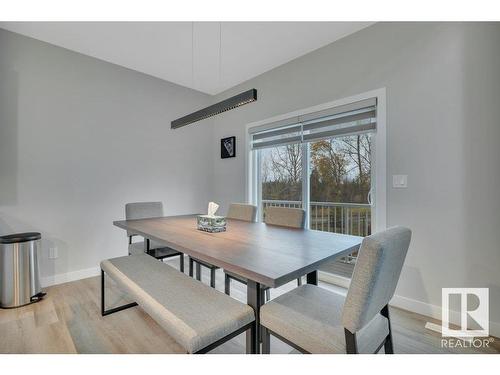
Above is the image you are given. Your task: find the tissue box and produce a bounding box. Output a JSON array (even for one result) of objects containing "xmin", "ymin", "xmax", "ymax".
[{"xmin": 197, "ymin": 215, "xmax": 227, "ymax": 233}]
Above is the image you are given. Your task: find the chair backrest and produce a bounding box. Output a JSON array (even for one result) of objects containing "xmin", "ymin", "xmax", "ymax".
[
  {"xmin": 125, "ymin": 202, "xmax": 164, "ymax": 237},
  {"xmin": 341, "ymin": 226, "xmax": 411, "ymax": 333},
  {"xmin": 227, "ymin": 203, "xmax": 257, "ymax": 222},
  {"xmin": 264, "ymin": 206, "xmax": 305, "ymax": 229}
]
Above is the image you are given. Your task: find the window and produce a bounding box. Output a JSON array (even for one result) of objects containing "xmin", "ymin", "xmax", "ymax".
[
  {"xmin": 309, "ymin": 134, "xmax": 372, "ymax": 237},
  {"xmin": 261, "ymin": 144, "xmax": 303, "ymax": 218},
  {"xmin": 247, "ymin": 91, "xmax": 386, "ymax": 283}
]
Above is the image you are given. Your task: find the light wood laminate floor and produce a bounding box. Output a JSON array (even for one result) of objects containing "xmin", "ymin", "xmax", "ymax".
[{"xmin": 1, "ymin": 256, "xmax": 498, "ymax": 354}]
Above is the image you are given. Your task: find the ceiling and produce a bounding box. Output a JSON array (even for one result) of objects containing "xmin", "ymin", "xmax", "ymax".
[{"xmin": 0, "ymin": 22, "xmax": 373, "ymax": 95}]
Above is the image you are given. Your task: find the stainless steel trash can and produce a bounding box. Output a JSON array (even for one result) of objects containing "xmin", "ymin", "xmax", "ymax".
[{"xmin": 0, "ymin": 232, "xmax": 45, "ymax": 308}]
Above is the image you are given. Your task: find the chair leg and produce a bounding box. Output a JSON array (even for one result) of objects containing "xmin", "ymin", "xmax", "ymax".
[
  {"xmin": 265, "ymin": 288, "xmax": 270, "ymax": 301},
  {"xmin": 344, "ymin": 328, "xmax": 358, "ymax": 354},
  {"xmin": 262, "ymin": 326, "xmax": 271, "ymax": 354},
  {"xmin": 210, "ymin": 267, "xmax": 216, "ymax": 288},
  {"xmin": 381, "ymin": 304, "xmax": 394, "ymax": 354},
  {"xmin": 297, "ymin": 277, "xmax": 302, "ymax": 286},
  {"xmin": 225, "ymin": 274, "xmax": 231, "ymax": 295},
  {"xmin": 258, "ymin": 288, "xmax": 266, "ymax": 343},
  {"xmin": 196, "ymin": 262, "xmax": 201, "ymax": 281},
  {"xmin": 179, "ymin": 254, "xmax": 185, "ymax": 273},
  {"xmin": 247, "ymin": 322, "xmax": 258, "ymax": 354},
  {"xmin": 101, "ymin": 269, "xmax": 105, "ymax": 316},
  {"xmin": 189, "ymin": 257, "xmax": 194, "ymax": 277}
]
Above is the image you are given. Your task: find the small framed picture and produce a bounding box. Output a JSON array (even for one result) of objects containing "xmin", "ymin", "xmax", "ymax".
[{"xmin": 221, "ymin": 136, "xmax": 236, "ymax": 159}]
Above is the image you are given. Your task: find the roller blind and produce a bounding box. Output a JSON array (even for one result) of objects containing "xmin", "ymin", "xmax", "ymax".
[{"xmin": 250, "ymin": 98, "xmax": 376, "ymax": 150}]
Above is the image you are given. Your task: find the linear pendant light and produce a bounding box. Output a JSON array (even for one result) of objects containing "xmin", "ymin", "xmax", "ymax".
[{"xmin": 171, "ymin": 88, "xmax": 257, "ymax": 129}]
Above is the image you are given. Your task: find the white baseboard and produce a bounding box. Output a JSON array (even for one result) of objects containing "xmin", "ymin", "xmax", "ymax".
[
  {"xmin": 318, "ymin": 271, "xmax": 351, "ymax": 289},
  {"xmin": 41, "ymin": 266, "xmax": 100, "ymax": 288},
  {"xmin": 319, "ymin": 273, "xmax": 500, "ymax": 339},
  {"xmin": 390, "ymin": 293, "xmax": 444, "ymax": 320},
  {"xmin": 390, "ymin": 293, "xmax": 500, "ymax": 339}
]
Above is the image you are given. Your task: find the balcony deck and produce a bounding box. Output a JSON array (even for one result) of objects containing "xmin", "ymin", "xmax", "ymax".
[{"xmin": 262, "ymin": 199, "xmax": 367, "ymax": 279}]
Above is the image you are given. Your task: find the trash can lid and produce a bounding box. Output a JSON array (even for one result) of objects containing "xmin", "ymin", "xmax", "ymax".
[{"xmin": 0, "ymin": 232, "xmax": 41, "ymax": 244}]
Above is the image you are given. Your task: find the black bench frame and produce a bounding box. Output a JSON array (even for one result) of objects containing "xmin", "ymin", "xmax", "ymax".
[{"xmin": 100, "ymin": 269, "xmax": 256, "ymax": 354}]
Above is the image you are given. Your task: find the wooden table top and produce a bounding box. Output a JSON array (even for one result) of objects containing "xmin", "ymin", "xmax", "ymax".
[{"xmin": 113, "ymin": 215, "xmax": 362, "ymax": 288}]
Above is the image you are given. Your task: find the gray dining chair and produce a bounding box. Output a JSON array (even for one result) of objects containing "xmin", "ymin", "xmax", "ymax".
[
  {"xmin": 189, "ymin": 203, "xmax": 257, "ymax": 288},
  {"xmin": 266, "ymin": 206, "xmax": 305, "ymax": 288},
  {"xmin": 226, "ymin": 203, "xmax": 258, "ymax": 222},
  {"xmin": 264, "ymin": 206, "xmax": 306, "ymax": 229},
  {"xmin": 260, "ymin": 226, "xmax": 411, "ymax": 354},
  {"xmin": 125, "ymin": 202, "xmax": 184, "ymax": 272},
  {"xmin": 224, "ymin": 206, "xmax": 305, "ymax": 301}
]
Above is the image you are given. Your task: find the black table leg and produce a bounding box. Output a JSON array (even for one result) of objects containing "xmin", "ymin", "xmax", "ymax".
[
  {"xmin": 261, "ymin": 326, "xmax": 271, "ymax": 354},
  {"xmin": 179, "ymin": 254, "xmax": 185, "ymax": 273},
  {"xmin": 306, "ymin": 270, "xmax": 318, "ymax": 285},
  {"xmin": 246, "ymin": 280, "xmax": 262, "ymax": 354},
  {"xmin": 189, "ymin": 257, "xmax": 194, "ymax": 277},
  {"xmin": 196, "ymin": 262, "xmax": 201, "ymax": 281}
]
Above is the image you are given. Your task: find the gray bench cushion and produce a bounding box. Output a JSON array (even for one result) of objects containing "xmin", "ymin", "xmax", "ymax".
[
  {"xmin": 101, "ymin": 254, "xmax": 254, "ymax": 353},
  {"xmin": 260, "ymin": 284, "xmax": 389, "ymax": 353}
]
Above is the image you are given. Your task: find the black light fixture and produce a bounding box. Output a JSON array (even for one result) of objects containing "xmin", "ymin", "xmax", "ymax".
[{"xmin": 171, "ymin": 89, "xmax": 257, "ymax": 129}]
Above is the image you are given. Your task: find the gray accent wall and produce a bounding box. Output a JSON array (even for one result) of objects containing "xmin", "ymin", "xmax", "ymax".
[
  {"xmin": 210, "ymin": 22, "xmax": 500, "ymax": 334},
  {"xmin": 0, "ymin": 28, "xmax": 213, "ymax": 284}
]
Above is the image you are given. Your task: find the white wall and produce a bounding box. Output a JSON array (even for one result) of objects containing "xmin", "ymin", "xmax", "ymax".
[
  {"xmin": 210, "ymin": 23, "xmax": 500, "ymax": 335},
  {"xmin": 0, "ymin": 28, "xmax": 214, "ymax": 285}
]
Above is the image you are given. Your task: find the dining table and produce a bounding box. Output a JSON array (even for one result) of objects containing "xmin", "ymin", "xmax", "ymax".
[{"xmin": 113, "ymin": 214, "xmax": 363, "ymax": 353}]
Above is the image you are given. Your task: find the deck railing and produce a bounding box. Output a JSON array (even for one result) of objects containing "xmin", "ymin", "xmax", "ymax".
[{"xmin": 262, "ymin": 199, "xmax": 371, "ymax": 237}]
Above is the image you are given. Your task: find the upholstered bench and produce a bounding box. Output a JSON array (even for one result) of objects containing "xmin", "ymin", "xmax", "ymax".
[{"xmin": 100, "ymin": 253, "xmax": 256, "ymax": 353}]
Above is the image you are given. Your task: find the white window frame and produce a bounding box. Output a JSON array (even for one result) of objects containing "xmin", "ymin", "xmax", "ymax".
[{"xmin": 245, "ymin": 88, "xmax": 387, "ymax": 234}]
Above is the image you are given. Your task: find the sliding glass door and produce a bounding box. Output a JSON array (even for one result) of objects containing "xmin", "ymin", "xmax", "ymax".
[
  {"xmin": 254, "ymin": 134, "xmax": 373, "ymax": 282},
  {"xmin": 255, "ymin": 133, "xmax": 373, "ymax": 235},
  {"xmin": 309, "ymin": 134, "xmax": 372, "ymax": 237},
  {"xmin": 309, "ymin": 134, "xmax": 372, "ymax": 280},
  {"xmin": 260, "ymin": 144, "xmax": 303, "ymax": 220},
  {"xmin": 249, "ymin": 93, "xmax": 384, "ymax": 283}
]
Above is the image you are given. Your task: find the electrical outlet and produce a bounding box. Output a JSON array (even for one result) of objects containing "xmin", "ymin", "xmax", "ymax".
[{"xmin": 49, "ymin": 247, "xmax": 58, "ymax": 259}]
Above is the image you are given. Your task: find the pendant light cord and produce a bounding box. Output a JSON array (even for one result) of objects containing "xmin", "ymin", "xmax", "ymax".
[
  {"xmin": 219, "ymin": 22, "xmax": 222, "ymax": 92},
  {"xmin": 191, "ymin": 22, "xmax": 195, "ymax": 88}
]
